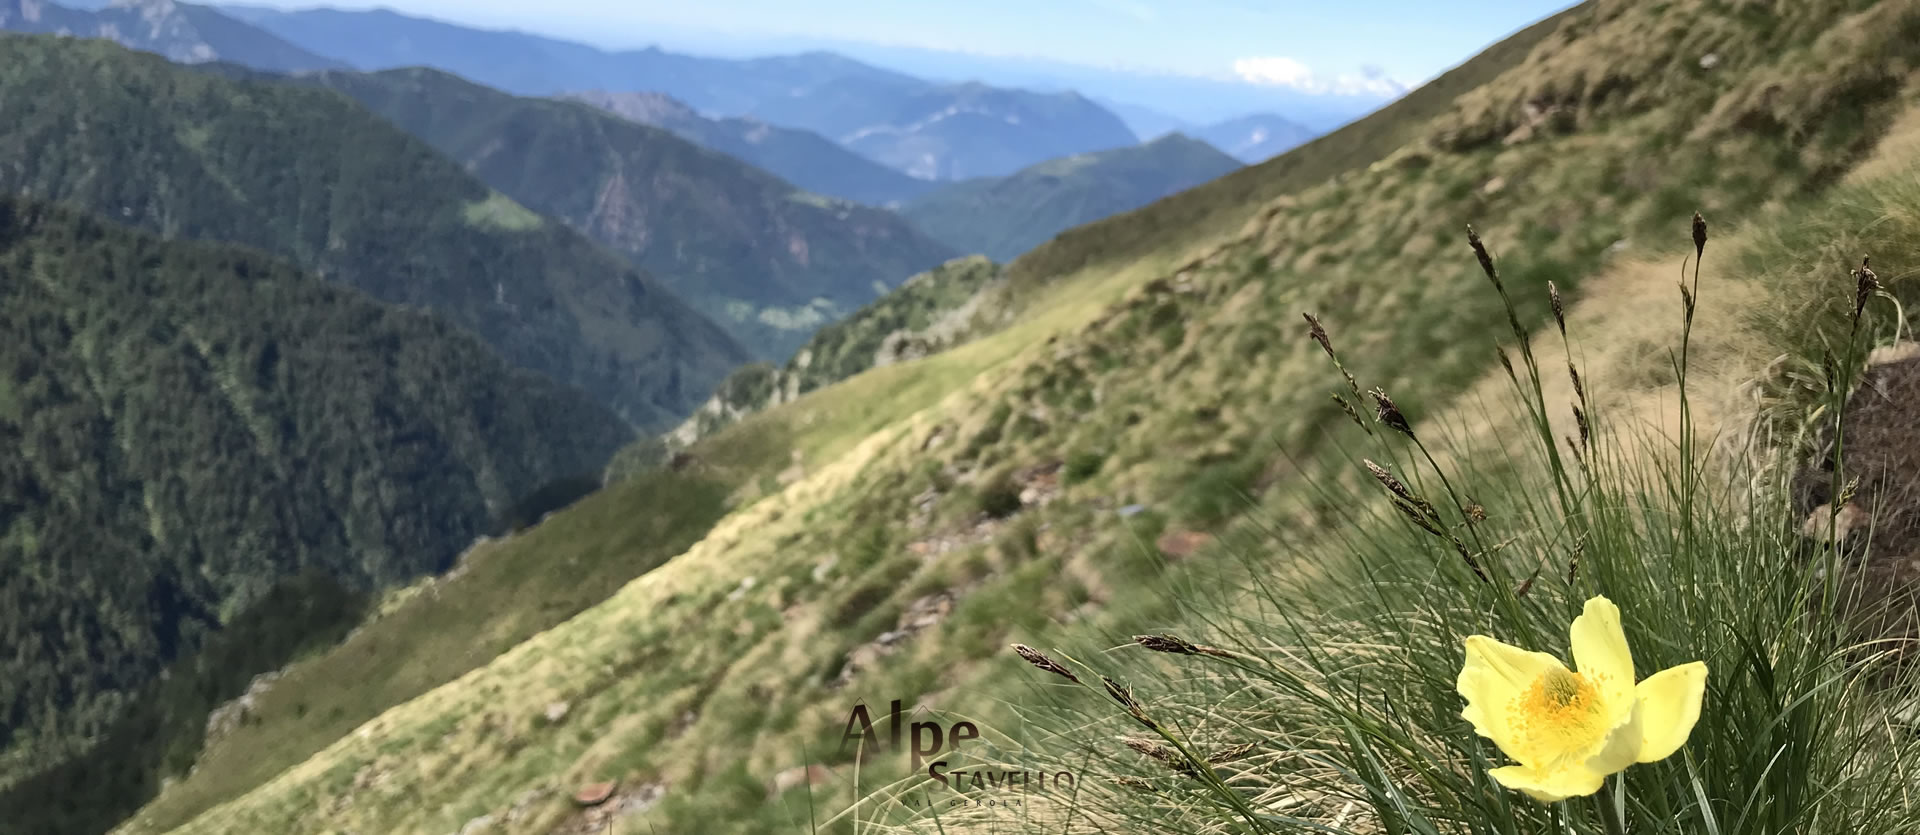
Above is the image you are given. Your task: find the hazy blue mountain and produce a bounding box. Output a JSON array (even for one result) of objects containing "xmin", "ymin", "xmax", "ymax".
[
  {"xmin": 1195, "ymin": 113, "xmax": 1321, "ymax": 163},
  {"xmin": 0, "ymin": 0, "xmax": 344, "ymax": 71},
  {"xmin": 902, "ymin": 133, "xmax": 1242, "ymax": 261},
  {"xmin": 216, "ymin": 4, "xmax": 1141, "ymax": 180},
  {"xmin": 1095, "ymin": 97, "xmax": 1190, "ymax": 142},
  {"xmin": 562, "ymin": 90, "xmax": 937, "ymax": 206}
]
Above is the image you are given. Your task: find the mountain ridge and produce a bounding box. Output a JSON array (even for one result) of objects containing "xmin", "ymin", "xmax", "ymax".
[
  {"xmin": 217, "ymin": 4, "xmax": 1144, "ymax": 180},
  {"xmin": 902, "ymin": 132, "xmax": 1244, "ymax": 261},
  {"xmin": 0, "ymin": 0, "xmax": 344, "ymax": 70},
  {"xmin": 561, "ymin": 89, "xmax": 938, "ymax": 206},
  {"xmin": 0, "ymin": 34, "xmax": 750, "ymax": 427},
  {"xmin": 272, "ymin": 65, "xmax": 959, "ymax": 359}
]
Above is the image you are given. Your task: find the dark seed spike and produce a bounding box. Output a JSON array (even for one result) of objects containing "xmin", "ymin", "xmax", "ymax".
[
  {"xmin": 1568, "ymin": 363, "xmax": 1586, "ymax": 408},
  {"xmin": 1514, "ymin": 566, "xmax": 1542, "ymax": 597},
  {"xmin": 1012, "ymin": 644, "xmax": 1081, "ymax": 684},
  {"xmin": 1854, "ymin": 256, "xmax": 1880, "ymax": 320},
  {"xmin": 1549, "ymin": 281, "xmax": 1566, "ymax": 337},
  {"xmin": 1135, "ymin": 634, "xmax": 1200, "ymax": 655},
  {"xmin": 1208, "ymin": 742, "xmax": 1258, "ymax": 764},
  {"xmin": 1303, "ymin": 313, "xmax": 1334, "ymax": 359},
  {"xmin": 1468, "ymin": 225, "xmax": 1501, "ymax": 288},
  {"xmin": 1573, "ymin": 403, "xmax": 1590, "ymax": 448},
  {"xmin": 1370, "ymin": 387, "xmax": 1416, "ymax": 440},
  {"xmin": 1691, "ymin": 212, "xmax": 1708, "ymax": 260}
]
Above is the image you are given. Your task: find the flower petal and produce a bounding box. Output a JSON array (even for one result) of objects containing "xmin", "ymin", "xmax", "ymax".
[
  {"xmin": 1635, "ymin": 661, "xmax": 1708, "ymax": 763},
  {"xmin": 1489, "ymin": 764, "xmax": 1607, "ymax": 803},
  {"xmin": 1569, "ymin": 596, "xmax": 1635, "ymax": 708},
  {"xmin": 1581, "ymin": 698, "xmax": 1642, "ymax": 777},
  {"xmin": 1458, "ymin": 635, "xmax": 1564, "ymax": 755}
]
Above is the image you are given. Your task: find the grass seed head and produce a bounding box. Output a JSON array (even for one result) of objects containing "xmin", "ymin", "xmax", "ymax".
[
  {"xmin": 1370, "ymin": 387, "xmax": 1415, "ymax": 439},
  {"xmin": 1333, "ymin": 392, "xmax": 1372, "ymax": 432},
  {"xmin": 1134, "ymin": 634, "xmax": 1202, "ymax": 655},
  {"xmin": 1853, "ymin": 255, "xmax": 1880, "ymax": 320},
  {"xmin": 1549, "ymin": 280, "xmax": 1566, "ymax": 336},
  {"xmin": 1012, "ymin": 644, "xmax": 1081, "ymax": 684},
  {"xmin": 1692, "ymin": 211, "xmax": 1708, "ymax": 259},
  {"xmin": 1304, "ymin": 312, "xmax": 1334, "ymax": 359}
]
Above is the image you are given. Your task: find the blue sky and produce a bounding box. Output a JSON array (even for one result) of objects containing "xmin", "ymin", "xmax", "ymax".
[{"xmin": 256, "ymin": 0, "xmax": 1577, "ymax": 92}]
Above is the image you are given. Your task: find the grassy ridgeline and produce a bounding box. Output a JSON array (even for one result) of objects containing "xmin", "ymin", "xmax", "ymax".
[{"xmin": 942, "ymin": 217, "xmax": 1920, "ymax": 834}]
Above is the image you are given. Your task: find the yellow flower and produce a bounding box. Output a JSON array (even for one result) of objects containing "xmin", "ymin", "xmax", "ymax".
[{"xmin": 1456, "ymin": 596, "xmax": 1708, "ymax": 802}]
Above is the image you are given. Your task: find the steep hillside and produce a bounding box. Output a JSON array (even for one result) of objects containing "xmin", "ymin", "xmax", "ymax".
[
  {"xmin": 123, "ymin": 1, "xmax": 1920, "ymax": 834},
  {"xmin": 0, "ymin": 196, "xmax": 633, "ymax": 824},
  {"xmin": 0, "ymin": 36, "xmax": 747, "ymax": 428},
  {"xmin": 902, "ymin": 134, "xmax": 1244, "ymax": 261},
  {"xmin": 281, "ymin": 66, "xmax": 957, "ymax": 360},
  {"xmin": 637, "ymin": 255, "xmax": 1004, "ymax": 468},
  {"xmin": 215, "ymin": 5, "xmax": 1141, "ymax": 181},
  {"xmin": 1194, "ymin": 112, "xmax": 1320, "ymax": 163},
  {"xmin": 562, "ymin": 90, "xmax": 937, "ymax": 206},
  {"xmin": 0, "ymin": 0, "xmax": 343, "ymax": 71}
]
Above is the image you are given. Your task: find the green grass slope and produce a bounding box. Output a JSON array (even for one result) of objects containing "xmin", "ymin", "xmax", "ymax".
[
  {"xmin": 902, "ymin": 134, "xmax": 1244, "ymax": 262},
  {"xmin": 0, "ymin": 35, "xmax": 748, "ymax": 428},
  {"xmin": 0, "ymin": 196, "xmax": 634, "ymax": 822},
  {"xmin": 644, "ymin": 255, "xmax": 1005, "ymax": 465},
  {"xmin": 288, "ymin": 67, "xmax": 959, "ymax": 360},
  {"xmin": 128, "ymin": 1, "xmax": 1920, "ymax": 833}
]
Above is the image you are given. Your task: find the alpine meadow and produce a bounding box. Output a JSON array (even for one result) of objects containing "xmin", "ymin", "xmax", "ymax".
[{"xmin": 3, "ymin": 1, "xmax": 1920, "ymax": 835}]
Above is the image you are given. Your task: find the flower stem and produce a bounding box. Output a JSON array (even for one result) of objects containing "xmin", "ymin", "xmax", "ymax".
[{"xmin": 1598, "ymin": 778, "xmax": 1628, "ymax": 835}]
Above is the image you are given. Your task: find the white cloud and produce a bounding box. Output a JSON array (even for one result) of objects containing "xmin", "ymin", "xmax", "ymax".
[
  {"xmin": 1232, "ymin": 56, "xmax": 1314, "ymax": 87},
  {"xmin": 1232, "ymin": 55, "xmax": 1410, "ymax": 98}
]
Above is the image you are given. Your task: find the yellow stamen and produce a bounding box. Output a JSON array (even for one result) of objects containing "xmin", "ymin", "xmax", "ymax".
[{"xmin": 1507, "ymin": 669, "xmax": 1607, "ymax": 765}]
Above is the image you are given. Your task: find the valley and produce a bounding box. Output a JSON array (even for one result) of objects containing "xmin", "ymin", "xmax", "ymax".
[{"xmin": 5, "ymin": 1, "xmax": 1920, "ymax": 834}]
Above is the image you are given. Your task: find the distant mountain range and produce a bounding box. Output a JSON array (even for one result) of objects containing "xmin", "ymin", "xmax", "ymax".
[
  {"xmin": 216, "ymin": 4, "xmax": 1142, "ymax": 181},
  {"xmin": 0, "ymin": 0, "xmax": 340, "ymax": 71},
  {"xmin": 902, "ymin": 133, "xmax": 1243, "ymax": 261},
  {"xmin": 1192, "ymin": 114, "xmax": 1319, "ymax": 163},
  {"xmin": 269, "ymin": 66, "xmax": 957, "ymax": 360},
  {"xmin": 561, "ymin": 90, "xmax": 937, "ymax": 206}
]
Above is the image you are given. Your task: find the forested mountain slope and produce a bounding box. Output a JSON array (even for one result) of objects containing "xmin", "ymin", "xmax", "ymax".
[
  {"xmin": 0, "ymin": 35, "xmax": 749, "ymax": 428},
  {"xmin": 0, "ymin": 196, "xmax": 633, "ymax": 814}
]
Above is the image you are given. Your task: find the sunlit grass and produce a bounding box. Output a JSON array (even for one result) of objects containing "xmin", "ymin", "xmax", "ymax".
[{"xmin": 965, "ymin": 218, "xmax": 1920, "ymax": 835}]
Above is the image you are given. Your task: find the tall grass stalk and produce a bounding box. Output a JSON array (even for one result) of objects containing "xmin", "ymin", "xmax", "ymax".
[{"xmin": 958, "ymin": 219, "xmax": 1920, "ymax": 834}]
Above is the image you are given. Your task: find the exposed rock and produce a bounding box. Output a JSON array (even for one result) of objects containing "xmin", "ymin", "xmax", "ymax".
[
  {"xmin": 573, "ymin": 780, "xmax": 617, "ymax": 807},
  {"xmin": 769, "ymin": 764, "xmax": 835, "ymax": 797},
  {"xmin": 1156, "ymin": 530, "xmax": 1215, "ymax": 560},
  {"xmin": 543, "ymin": 701, "xmax": 570, "ymax": 724},
  {"xmin": 455, "ymin": 813, "xmax": 494, "ymax": 835},
  {"xmin": 726, "ymin": 575, "xmax": 758, "ymax": 602},
  {"xmin": 667, "ymin": 709, "xmax": 698, "ymax": 740},
  {"xmin": 555, "ymin": 781, "xmax": 668, "ymax": 835},
  {"xmin": 204, "ymin": 670, "xmax": 283, "ymax": 748},
  {"xmin": 1801, "ymin": 503, "xmax": 1869, "ymax": 544},
  {"xmin": 832, "ymin": 590, "xmax": 963, "ymax": 687},
  {"xmin": 1794, "ymin": 351, "xmax": 1920, "ymax": 655}
]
